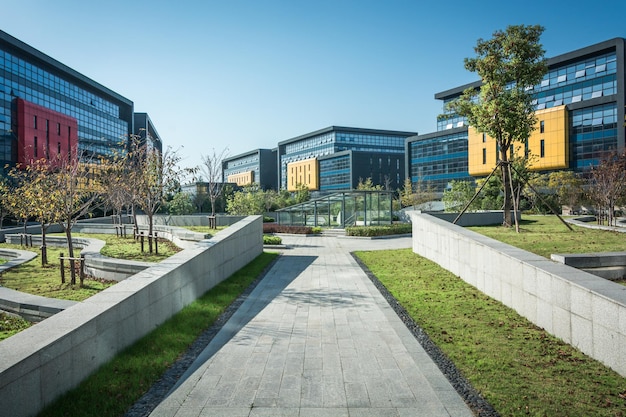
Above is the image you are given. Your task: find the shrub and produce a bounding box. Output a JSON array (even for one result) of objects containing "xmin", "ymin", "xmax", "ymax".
[
  {"xmin": 263, "ymin": 235, "xmax": 282, "ymax": 245},
  {"xmin": 345, "ymin": 223, "xmax": 412, "ymax": 237},
  {"xmin": 263, "ymin": 216, "xmax": 275, "ymax": 223},
  {"xmin": 262, "ymin": 224, "xmax": 314, "ymax": 234},
  {"xmin": 310, "ymin": 227, "xmax": 322, "ymax": 235}
]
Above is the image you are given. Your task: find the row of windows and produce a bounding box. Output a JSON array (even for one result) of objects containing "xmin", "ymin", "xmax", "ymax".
[
  {"xmin": 1, "ymin": 75, "xmax": 127, "ymax": 137},
  {"xmin": 534, "ymin": 75, "xmax": 616, "ymax": 109},
  {"xmin": 571, "ymin": 104, "xmax": 617, "ymax": 127},
  {"xmin": 225, "ymin": 154, "xmax": 259, "ymax": 169},
  {"xmin": 535, "ymin": 52, "xmax": 617, "ymax": 92},
  {"xmin": 1, "ymin": 50, "xmax": 120, "ymax": 117},
  {"xmin": 319, "ymin": 155, "xmax": 351, "ymax": 190}
]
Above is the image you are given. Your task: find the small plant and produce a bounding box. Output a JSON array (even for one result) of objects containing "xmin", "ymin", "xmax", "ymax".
[{"xmin": 263, "ymin": 235, "xmax": 282, "ymax": 245}]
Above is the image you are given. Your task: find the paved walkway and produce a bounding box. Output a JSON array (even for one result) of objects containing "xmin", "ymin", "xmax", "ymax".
[{"xmin": 149, "ymin": 235, "xmax": 474, "ymax": 417}]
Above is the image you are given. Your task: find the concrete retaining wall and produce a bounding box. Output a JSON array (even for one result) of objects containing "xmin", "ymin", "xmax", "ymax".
[
  {"xmin": 409, "ymin": 211, "xmax": 626, "ymax": 378},
  {"xmin": 0, "ymin": 215, "xmax": 263, "ymax": 417}
]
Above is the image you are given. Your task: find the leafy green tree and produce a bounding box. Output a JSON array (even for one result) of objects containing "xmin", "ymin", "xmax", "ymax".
[
  {"xmin": 226, "ymin": 185, "xmax": 265, "ymax": 215},
  {"xmin": 547, "ymin": 171, "xmax": 584, "ymax": 212},
  {"xmin": 167, "ymin": 191, "xmax": 195, "ymax": 215},
  {"xmin": 447, "ymin": 24, "xmax": 547, "ymax": 227},
  {"xmin": 293, "ymin": 183, "xmax": 310, "ymax": 204},
  {"xmin": 356, "ymin": 177, "xmax": 382, "ymax": 191},
  {"xmin": 443, "ymin": 180, "xmax": 478, "ymax": 212}
]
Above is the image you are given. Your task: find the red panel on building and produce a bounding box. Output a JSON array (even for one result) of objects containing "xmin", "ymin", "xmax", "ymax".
[{"xmin": 15, "ymin": 98, "xmax": 78, "ymax": 167}]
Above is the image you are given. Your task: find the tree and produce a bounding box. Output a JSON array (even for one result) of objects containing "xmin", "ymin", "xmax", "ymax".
[
  {"xmin": 447, "ymin": 24, "xmax": 547, "ymax": 227},
  {"xmin": 0, "ymin": 175, "xmax": 9, "ymax": 229},
  {"xmin": 23, "ymin": 159, "xmax": 63, "ymax": 265},
  {"xmin": 167, "ymin": 191, "xmax": 195, "ymax": 215},
  {"xmin": 226, "ymin": 184, "xmax": 265, "ymax": 215},
  {"xmin": 128, "ymin": 137, "xmax": 183, "ymax": 253},
  {"xmin": 398, "ymin": 178, "xmax": 437, "ymax": 210},
  {"xmin": 587, "ymin": 151, "xmax": 626, "ymax": 226},
  {"xmin": 198, "ymin": 148, "xmax": 229, "ymax": 220},
  {"xmin": 547, "ymin": 171, "xmax": 584, "ymax": 212},
  {"xmin": 443, "ymin": 180, "xmax": 477, "ymax": 212},
  {"xmin": 50, "ymin": 149, "xmax": 103, "ymax": 284}
]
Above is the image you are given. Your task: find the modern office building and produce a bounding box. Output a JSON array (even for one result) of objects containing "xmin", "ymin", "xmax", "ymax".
[
  {"xmin": 134, "ymin": 113, "xmax": 163, "ymax": 154},
  {"xmin": 222, "ymin": 148, "xmax": 278, "ymax": 190},
  {"xmin": 0, "ymin": 29, "xmax": 159, "ymax": 172},
  {"xmin": 407, "ymin": 37, "xmax": 625, "ymax": 192},
  {"xmin": 278, "ymin": 126, "xmax": 416, "ymax": 192}
]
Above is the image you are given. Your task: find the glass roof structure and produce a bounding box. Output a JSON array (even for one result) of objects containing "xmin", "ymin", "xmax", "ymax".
[{"xmin": 275, "ymin": 190, "xmax": 395, "ymax": 228}]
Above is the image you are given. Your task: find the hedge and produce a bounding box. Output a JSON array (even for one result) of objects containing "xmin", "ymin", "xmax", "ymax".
[
  {"xmin": 345, "ymin": 223, "xmax": 412, "ymax": 237},
  {"xmin": 262, "ymin": 224, "xmax": 314, "ymax": 234}
]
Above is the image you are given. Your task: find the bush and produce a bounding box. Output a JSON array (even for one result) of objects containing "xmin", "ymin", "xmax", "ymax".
[
  {"xmin": 345, "ymin": 223, "xmax": 412, "ymax": 237},
  {"xmin": 310, "ymin": 227, "xmax": 322, "ymax": 235},
  {"xmin": 263, "ymin": 216, "xmax": 275, "ymax": 223},
  {"xmin": 262, "ymin": 224, "xmax": 314, "ymax": 234},
  {"xmin": 263, "ymin": 235, "xmax": 282, "ymax": 245}
]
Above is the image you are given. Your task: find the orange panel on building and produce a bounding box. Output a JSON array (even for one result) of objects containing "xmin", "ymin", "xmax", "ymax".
[
  {"xmin": 467, "ymin": 105, "xmax": 568, "ymax": 176},
  {"xmin": 287, "ymin": 158, "xmax": 319, "ymax": 191},
  {"xmin": 227, "ymin": 170, "xmax": 254, "ymax": 186}
]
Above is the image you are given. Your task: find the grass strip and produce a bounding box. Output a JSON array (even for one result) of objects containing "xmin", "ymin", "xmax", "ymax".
[
  {"xmin": 467, "ymin": 215, "xmax": 626, "ymax": 259},
  {"xmin": 354, "ymin": 247, "xmax": 626, "ymax": 416},
  {"xmin": 36, "ymin": 251, "xmax": 278, "ymax": 417}
]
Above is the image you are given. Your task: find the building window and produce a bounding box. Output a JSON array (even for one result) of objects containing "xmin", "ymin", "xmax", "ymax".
[
  {"xmin": 540, "ymin": 120, "xmax": 545, "ymax": 134},
  {"xmin": 57, "ymin": 142, "xmax": 61, "ymax": 154},
  {"xmin": 34, "ymin": 136, "xmax": 38, "ymax": 158},
  {"xmin": 482, "ymin": 148, "xmax": 486, "ymax": 164},
  {"xmin": 540, "ymin": 139, "xmax": 545, "ymax": 158},
  {"xmin": 57, "ymin": 123, "xmax": 61, "ymax": 135},
  {"xmin": 33, "ymin": 115, "xmax": 37, "ymax": 129},
  {"xmin": 482, "ymin": 133, "xmax": 486, "ymax": 143}
]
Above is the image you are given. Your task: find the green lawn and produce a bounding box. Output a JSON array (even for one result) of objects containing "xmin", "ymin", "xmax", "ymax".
[
  {"xmin": 467, "ymin": 215, "xmax": 625, "ymax": 258},
  {"xmin": 355, "ymin": 215, "xmax": 626, "ymax": 416}
]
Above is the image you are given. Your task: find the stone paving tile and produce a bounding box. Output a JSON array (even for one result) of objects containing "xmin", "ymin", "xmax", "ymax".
[{"xmin": 148, "ymin": 235, "xmax": 474, "ymax": 417}]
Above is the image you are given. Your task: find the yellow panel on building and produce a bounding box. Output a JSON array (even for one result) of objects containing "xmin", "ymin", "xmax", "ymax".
[
  {"xmin": 287, "ymin": 158, "xmax": 319, "ymax": 191},
  {"xmin": 468, "ymin": 127, "xmax": 498, "ymax": 177},
  {"xmin": 526, "ymin": 106, "xmax": 568, "ymax": 170},
  {"xmin": 467, "ymin": 105, "xmax": 568, "ymax": 176},
  {"xmin": 227, "ymin": 171, "xmax": 254, "ymax": 186}
]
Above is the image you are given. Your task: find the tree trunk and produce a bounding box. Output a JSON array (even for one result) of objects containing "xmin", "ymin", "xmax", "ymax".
[
  {"xmin": 148, "ymin": 212, "xmax": 154, "ymax": 253},
  {"xmin": 40, "ymin": 222, "xmax": 48, "ymax": 266},
  {"xmin": 500, "ymin": 147, "xmax": 512, "ymax": 227},
  {"xmin": 65, "ymin": 226, "xmax": 76, "ymax": 285}
]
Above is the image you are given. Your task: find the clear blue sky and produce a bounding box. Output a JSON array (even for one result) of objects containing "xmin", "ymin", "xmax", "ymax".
[{"xmin": 2, "ymin": 0, "xmax": 625, "ymax": 173}]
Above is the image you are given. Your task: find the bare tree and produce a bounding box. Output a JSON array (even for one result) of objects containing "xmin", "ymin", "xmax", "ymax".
[
  {"xmin": 198, "ymin": 148, "xmax": 229, "ymax": 226},
  {"xmin": 587, "ymin": 151, "xmax": 626, "ymax": 226},
  {"xmin": 49, "ymin": 149, "xmax": 103, "ymax": 284},
  {"xmin": 129, "ymin": 137, "xmax": 183, "ymax": 251}
]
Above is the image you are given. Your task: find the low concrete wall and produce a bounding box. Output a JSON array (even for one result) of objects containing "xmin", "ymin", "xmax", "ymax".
[
  {"xmin": 135, "ymin": 214, "xmax": 247, "ymax": 228},
  {"xmin": 0, "ymin": 215, "xmax": 263, "ymax": 417},
  {"xmin": 552, "ymin": 252, "xmax": 626, "ymax": 280},
  {"xmin": 409, "ymin": 212, "xmax": 626, "ymax": 378}
]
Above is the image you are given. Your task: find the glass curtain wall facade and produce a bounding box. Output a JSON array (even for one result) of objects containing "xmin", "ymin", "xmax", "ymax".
[
  {"xmin": 222, "ymin": 149, "xmax": 278, "ymax": 190},
  {"xmin": 407, "ymin": 129, "xmax": 470, "ymax": 192},
  {"xmin": 278, "ymin": 126, "xmax": 415, "ymax": 191},
  {"xmin": 0, "ymin": 30, "xmax": 135, "ymax": 170},
  {"xmin": 408, "ymin": 37, "xmax": 625, "ymax": 191}
]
